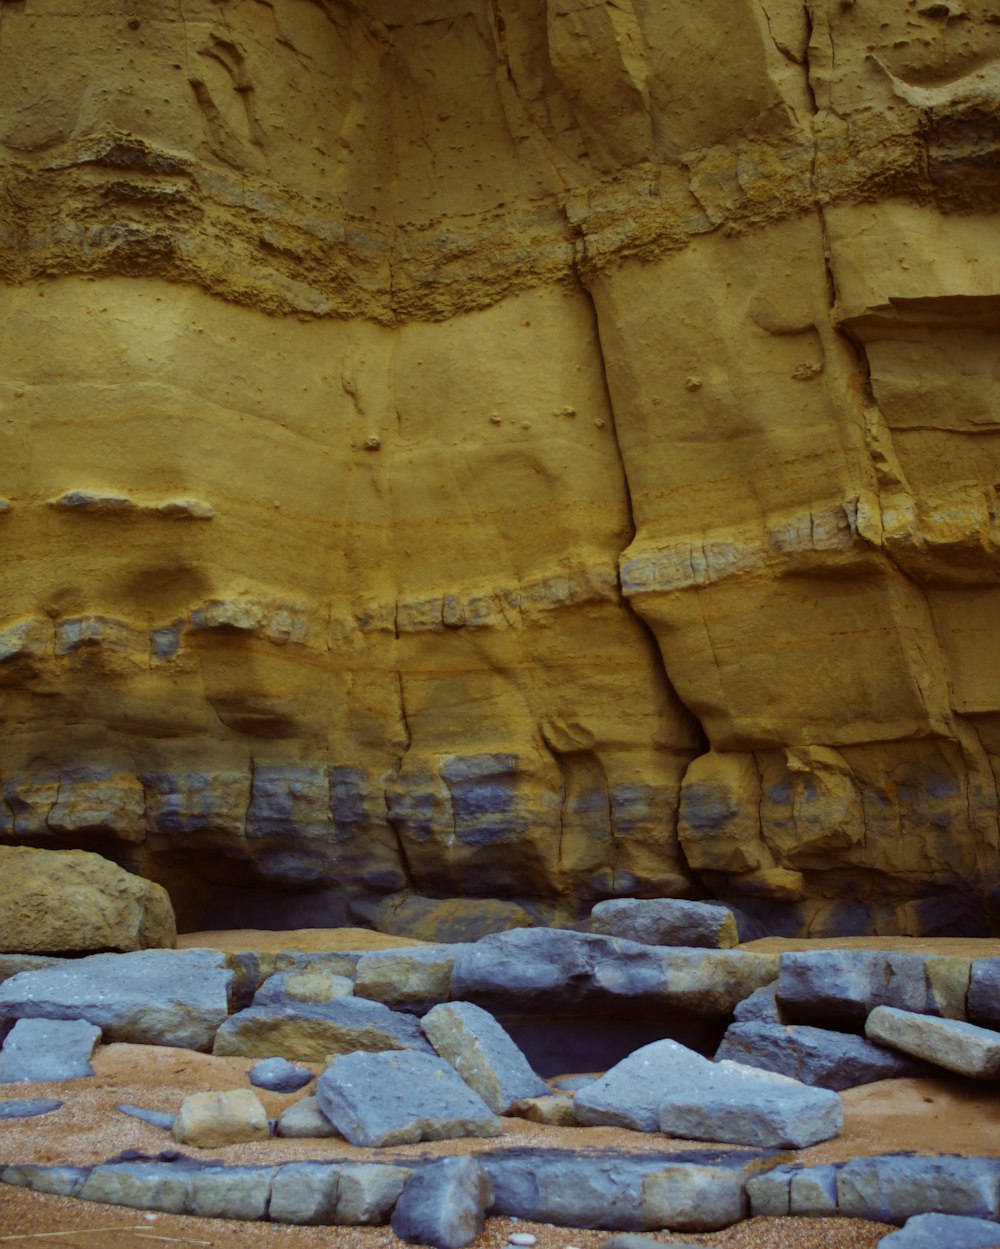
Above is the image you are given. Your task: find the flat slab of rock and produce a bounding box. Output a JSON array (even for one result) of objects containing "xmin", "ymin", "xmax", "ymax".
[
  {"xmin": 0, "ymin": 1017, "xmax": 101, "ymax": 1082},
  {"xmin": 0, "ymin": 949, "xmax": 231, "ymax": 1051},
  {"xmin": 172, "ymin": 1088, "xmax": 271, "ymax": 1148},
  {"xmin": 316, "ymin": 1050, "xmax": 501, "ymax": 1147},
  {"xmin": 452, "ymin": 929, "xmax": 777, "ymax": 1016},
  {"xmin": 214, "ymin": 997, "xmax": 434, "ymax": 1063},
  {"xmin": 0, "ymin": 845, "xmax": 175, "ymax": 954},
  {"xmin": 421, "ymin": 1001, "xmax": 548, "ymax": 1113},
  {"xmin": 0, "ymin": 1097, "xmax": 62, "ymax": 1119},
  {"xmin": 657, "ymin": 1060, "xmax": 843, "ymax": 1149},
  {"xmin": 878, "ymin": 1212, "xmax": 1000, "ymax": 1248},
  {"xmin": 484, "ymin": 1146, "xmax": 763, "ymax": 1232},
  {"xmin": 866, "ymin": 1007, "xmax": 1000, "ymax": 1079},
  {"xmin": 716, "ymin": 1020, "xmax": 930, "ymax": 1090},
  {"xmin": 391, "ymin": 1156, "xmax": 493, "ymax": 1249},
  {"xmin": 249, "ymin": 1056, "xmax": 314, "ymax": 1092},
  {"xmin": 837, "ymin": 1154, "xmax": 1000, "ymax": 1222},
  {"xmin": 589, "ymin": 899, "xmax": 738, "ymax": 949}
]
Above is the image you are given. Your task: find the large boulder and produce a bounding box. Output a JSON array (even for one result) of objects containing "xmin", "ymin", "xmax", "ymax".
[
  {"xmin": 777, "ymin": 951, "xmax": 955, "ymax": 1030},
  {"xmin": 0, "ymin": 846, "xmax": 175, "ymax": 954},
  {"xmin": 0, "ymin": 949, "xmax": 231, "ymax": 1051},
  {"xmin": 421, "ymin": 1001, "xmax": 548, "ymax": 1113},
  {"xmin": 316, "ymin": 1050, "xmax": 501, "ymax": 1147},
  {"xmin": 588, "ymin": 899, "xmax": 739, "ymax": 949}
]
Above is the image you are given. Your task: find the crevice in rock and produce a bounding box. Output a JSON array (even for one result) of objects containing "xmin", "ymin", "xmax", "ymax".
[{"xmin": 568, "ymin": 261, "xmax": 710, "ymax": 897}]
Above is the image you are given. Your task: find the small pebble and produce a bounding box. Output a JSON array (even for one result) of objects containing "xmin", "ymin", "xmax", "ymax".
[{"xmin": 508, "ymin": 1235, "xmax": 537, "ymax": 1246}]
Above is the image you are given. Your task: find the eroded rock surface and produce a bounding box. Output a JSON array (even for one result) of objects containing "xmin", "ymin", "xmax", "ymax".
[{"xmin": 1, "ymin": 2, "xmax": 998, "ymax": 933}]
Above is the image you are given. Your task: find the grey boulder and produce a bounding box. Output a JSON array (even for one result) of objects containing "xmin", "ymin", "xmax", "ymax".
[
  {"xmin": 716, "ymin": 1020, "xmax": 930, "ymax": 1090},
  {"xmin": 589, "ymin": 898, "xmax": 738, "ymax": 949},
  {"xmin": 0, "ymin": 949, "xmax": 231, "ymax": 1051},
  {"xmin": 421, "ymin": 1001, "xmax": 548, "ymax": 1113},
  {"xmin": 777, "ymin": 951, "xmax": 940, "ymax": 1030},
  {"xmin": 657, "ymin": 1061, "xmax": 843, "ymax": 1149},
  {"xmin": 248, "ymin": 1056, "xmax": 315, "ymax": 1093},
  {"xmin": 316, "ymin": 1049, "xmax": 501, "ymax": 1147},
  {"xmin": 0, "ymin": 1017, "xmax": 102, "ymax": 1082},
  {"xmin": 572, "ymin": 1040, "xmax": 711, "ymax": 1131},
  {"xmin": 837, "ymin": 1154, "xmax": 1000, "ymax": 1222},
  {"xmin": 732, "ymin": 982, "xmax": 785, "ymax": 1024},
  {"xmin": 391, "ymin": 1156, "xmax": 494, "ymax": 1249},
  {"xmin": 877, "ymin": 1213, "xmax": 1000, "ymax": 1248}
]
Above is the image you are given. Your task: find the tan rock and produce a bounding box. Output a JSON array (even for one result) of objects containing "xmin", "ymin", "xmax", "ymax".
[
  {"xmin": 0, "ymin": 847, "xmax": 175, "ymax": 954},
  {"xmin": 0, "ymin": 1, "xmax": 998, "ymax": 934},
  {"xmin": 508, "ymin": 1095, "xmax": 578, "ymax": 1127},
  {"xmin": 172, "ymin": 1089, "xmax": 271, "ymax": 1149}
]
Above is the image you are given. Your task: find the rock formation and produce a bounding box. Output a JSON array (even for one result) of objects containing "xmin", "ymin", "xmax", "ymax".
[{"xmin": 0, "ymin": 0, "xmax": 998, "ymax": 935}]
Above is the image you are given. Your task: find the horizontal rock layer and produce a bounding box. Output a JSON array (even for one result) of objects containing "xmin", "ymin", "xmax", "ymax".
[{"xmin": 1, "ymin": 1, "xmax": 999, "ymax": 931}]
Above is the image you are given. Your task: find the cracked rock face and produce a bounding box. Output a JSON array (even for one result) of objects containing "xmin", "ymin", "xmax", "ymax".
[{"xmin": 0, "ymin": 0, "xmax": 998, "ymax": 934}]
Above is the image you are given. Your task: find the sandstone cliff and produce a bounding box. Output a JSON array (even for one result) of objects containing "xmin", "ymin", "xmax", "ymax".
[{"xmin": 0, "ymin": 0, "xmax": 997, "ymax": 936}]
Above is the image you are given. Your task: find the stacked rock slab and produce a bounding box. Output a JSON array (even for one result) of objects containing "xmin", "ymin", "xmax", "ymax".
[{"xmin": 1, "ymin": 3, "xmax": 998, "ymax": 935}]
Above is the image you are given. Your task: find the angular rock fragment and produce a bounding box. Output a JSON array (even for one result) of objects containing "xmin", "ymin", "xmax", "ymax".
[
  {"xmin": 572, "ymin": 1040, "xmax": 711, "ymax": 1131},
  {"xmin": 172, "ymin": 1088, "xmax": 271, "ymax": 1148},
  {"xmin": 253, "ymin": 969, "xmax": 354, "ymax": 1007},
  {"xmin": 213, "ymin": 996, "xmax": 433, "ymax": 1062},
  {"xmin": 877, "ymin": 1212, "xmax": 1000, "ymax": 1248},
  {"xmin": 0, "ymin": 1017, "xmax": 102, "ymax": 1082},
  {"xmin": 866, "ymin": 1007, "xmax": 1000, "ymax": 1079},
  {"xmin": 657, "ymin": 1061, "xmax": 843, "ymax": 1148},
  {"xmin": 275, "ymin": 1094, "xmax": 340, "ymax": 1138},
  {"xmin": 336, "ymin": 1163, "xmax": 413, "ymax": 1224},
  {"xmin": 716, "ymin": 1020, "xmax": 930, "ymax": 1089},
  {"xmin": 0, "ymin": 949, "xmax": 231, "ymax": 1051},
  {"xmin": 355, "ymin": 946, "xmax": 466, "ymax": 1008},
  {"xmin": 316, "ymin": 1050, "xmax": 501, "ymax": 1147},
  {"xmin": 421, "ymin": 1000, "xmax": 548, "ymax": 1113},
  {"xmin": 391, "ymin": 1156, "xmax": 494, "ymax": 1249},
  {"xmin": 589, "ymin": 898, "xmax": 739, "ymax": 948}
]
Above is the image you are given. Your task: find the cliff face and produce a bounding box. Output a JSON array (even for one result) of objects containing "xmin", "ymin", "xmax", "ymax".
[{"xmin": 1, "ymin": 0, "xmax": 998, "ymax": 935}]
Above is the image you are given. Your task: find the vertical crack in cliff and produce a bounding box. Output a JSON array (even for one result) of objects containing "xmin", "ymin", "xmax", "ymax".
[
  {"xmin": 569, "ymin": 252, "xmax": 709, "ymax": 893},
  {"xmin": 384, "ymin": 665, "xmax": 416, "ymax": 891}
]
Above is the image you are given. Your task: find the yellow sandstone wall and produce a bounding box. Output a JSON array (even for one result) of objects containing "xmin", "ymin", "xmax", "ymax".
[{"xmin": 0, "ymin": 0, "xmax": 998, "ymax": 935}]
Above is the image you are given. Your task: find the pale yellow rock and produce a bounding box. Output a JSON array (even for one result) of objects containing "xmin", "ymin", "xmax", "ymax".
[
  {"xmin": 508, "ymin": 1095, "xmax": 578, "ymax": 1127},
  {"xmin": 0, "ymin": 1, "xmax": 997, "ymax": 935},
  {"xmin": 172, "ymin": 1088, "xmax": 270, "ymax": 1149},
  {"xmin": 0, "ymin": 846, "xmax": 175, "ymax": 954}
]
